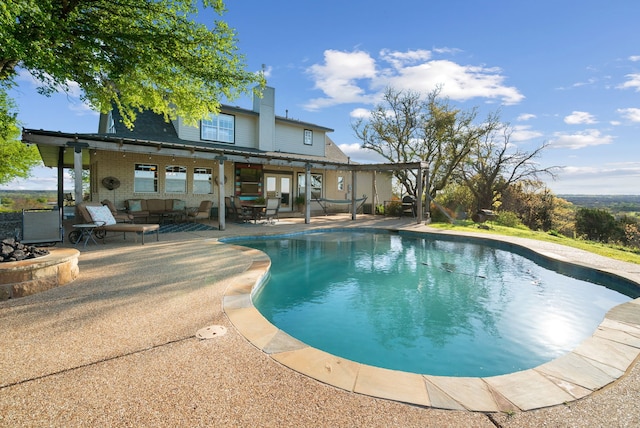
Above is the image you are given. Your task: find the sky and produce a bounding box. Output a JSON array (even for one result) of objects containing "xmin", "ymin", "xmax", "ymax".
[{"xmin": 3, "ymin": 0, "xmax": 640, "ymax": 195}]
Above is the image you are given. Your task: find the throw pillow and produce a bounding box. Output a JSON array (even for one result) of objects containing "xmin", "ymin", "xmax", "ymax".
[
  {"xmin": 173, "ymin": 200, "xmax": 186, "ymax": 210},
  {"xmin": 86, "ymin": 205, "xmax": 117, "ymax": 226},
  {"xmin": 128, "ymin": 200, "xmax": 142, "ymax": 212}
]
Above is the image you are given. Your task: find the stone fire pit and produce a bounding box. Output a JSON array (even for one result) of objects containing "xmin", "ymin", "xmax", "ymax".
[{"xmin": 0, "ymin": 245, "xmax": 80, "ymax": 300}]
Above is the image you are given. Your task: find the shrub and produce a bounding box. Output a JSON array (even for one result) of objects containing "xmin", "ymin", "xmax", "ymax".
[
  {"xmin": 385, "ymin": 200, "xmax": 402, "ymax": 216},
  {"xmin": 494, "ymin": 211, "xmax": 524, "ymax": 228},
  {"xmin": 575, "ymin": 208, "xmax": 622, "ymax": 243}
]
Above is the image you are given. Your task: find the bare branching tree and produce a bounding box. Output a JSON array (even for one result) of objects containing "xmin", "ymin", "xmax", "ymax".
[{"xmin": 458, "ymin": 123, "xmax": 560, "ymax": 210}]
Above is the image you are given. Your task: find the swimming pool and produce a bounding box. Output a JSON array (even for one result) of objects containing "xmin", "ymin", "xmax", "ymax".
[{"xmin": 227, "ymin": 229, "xmax": 639, "ymax": 377}]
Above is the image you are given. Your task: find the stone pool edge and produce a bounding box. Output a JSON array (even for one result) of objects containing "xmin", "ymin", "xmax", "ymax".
[{"xmin": 221, "ymin": 227, "xmax": 640, "ymax": 413}]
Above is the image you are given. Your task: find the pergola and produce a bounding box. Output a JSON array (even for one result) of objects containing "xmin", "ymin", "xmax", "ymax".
[{"xmin": 22, "ymin": 128, "xmax": 429, "ymax": 229}]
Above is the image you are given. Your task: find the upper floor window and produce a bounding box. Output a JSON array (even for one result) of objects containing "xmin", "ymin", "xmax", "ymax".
[
  {"xmin": 201, "ymin": 113, "xmax": 235, "ymax": 143},
  {"xmin": 134, "ymin": 164, "xmax": 158, "ymax": 193},
  {"xmin": 304, "ymin": 129, "xmax": 313, "ymax": 145},
  {"xmin": 165, "ymin": 165, "xmax": 187, "ymax": 193}
]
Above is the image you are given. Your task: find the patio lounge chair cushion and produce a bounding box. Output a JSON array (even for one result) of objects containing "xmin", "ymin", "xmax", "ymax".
[{"xmin": 86, "ymin": 205, "xmax": 117, "ymax": 226}]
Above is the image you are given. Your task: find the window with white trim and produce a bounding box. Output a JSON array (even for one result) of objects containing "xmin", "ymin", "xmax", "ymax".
[
  {"xmin": 134, "ymin": 164, "xmax": 158, "ymax": 193},
  {"xmin": 201, "ymin": 113, "xmax": 235, "ymax": 143},
  {"xmin": 193, "ymin": 167, "xmax": 212, "ymax": 194},
  {"xmin": 303, "ymin": 129, "xmax": 313, "ymax": 145},
  {"xmin": 165, "ymin": 165, "xmax": 187, "ymax": 193}
]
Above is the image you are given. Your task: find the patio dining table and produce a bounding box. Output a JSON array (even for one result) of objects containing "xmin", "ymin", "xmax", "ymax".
[{"xmin": 241, "ymin": 203, "xmax": 266, "ymax": 224}]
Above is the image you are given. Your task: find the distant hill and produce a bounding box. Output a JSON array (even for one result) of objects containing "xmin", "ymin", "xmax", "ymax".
[{"xmin": 560, "ymin": 195, "xmax": 640, "ymax": 212}]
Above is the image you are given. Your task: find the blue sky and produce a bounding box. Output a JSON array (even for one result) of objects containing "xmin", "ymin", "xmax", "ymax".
[{"xmin": 4, "ymin": 0, "xmax": 640, "ymax": 195}]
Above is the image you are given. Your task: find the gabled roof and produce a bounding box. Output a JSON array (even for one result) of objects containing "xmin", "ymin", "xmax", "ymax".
[{"xmin": 23, "ymin": 107, "xmax": 349, "ymax": 169}]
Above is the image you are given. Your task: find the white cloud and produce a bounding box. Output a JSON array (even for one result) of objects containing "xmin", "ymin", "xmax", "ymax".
[
  {"xmin": 382, "ymin": 59, "xmax": 524, "ymax": 105},
  {"xmin": 304, "ymin": 49, "xmax": 524, "ymax": 110},
  {"xmin": 379, "ymin": 48, "xmax": 432, "ymax": 70},
  {"xmin": 564, "ymin": 111, "xmax": 597, "ymax": 125},
  {"xmin": 617, "ymin": 107, "xmax": 640, "ymax": 122},
  {"xmin": 549, "ymin": 129, "xmax": 614, "ymax": 149},
  {"xmin": 304, "ymin": 50, "xmax": 378, "ymax": 110},
  {"xmin": 511, "ymin": 125, "xmax": 543, "ymax": 142},
  {"xmin": 618, "ymin": 73, "xmax": 640, "ymax": 91},
  {"xmin": 349, "ymin": 108, "xmax": 371, "ymax": 119},
  {"xmin": 337, "ymin": 143, "xmax": 387, "ymax": 163},
  {"xmin": 629, "ymin": 55, "xmax": 640, "ymax": 62},
  {"xmin": 516, "ymin": 113, "xmax": 536, "ymax": 121}
]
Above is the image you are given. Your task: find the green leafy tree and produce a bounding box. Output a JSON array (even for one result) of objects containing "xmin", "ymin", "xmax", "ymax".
[
  {"xmin": 1, "ymin": 0, "xmax": 264, "ymax": 182},
  {"xmin": 0, "ymin": 91, "xmax": 41, "ymax": 185},
  {"xmin": 1, "ymin": 0, "xmax": 264, "ymax": 128}
]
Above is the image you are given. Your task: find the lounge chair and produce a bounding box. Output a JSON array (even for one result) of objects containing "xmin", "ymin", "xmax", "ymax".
[
  {"xmin": 186, "ymin": 200, "xmax": 212, "ymax": 222},
  {"xmin": 73, "ymin": 202, "xmax": 160, "ymax": 245},
  {"xmin": 101, "ymin": 199, "xmax": 134, "ymax": 223}
]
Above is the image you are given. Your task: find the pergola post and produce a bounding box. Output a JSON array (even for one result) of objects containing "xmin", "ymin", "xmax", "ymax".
[
  {"xmin": 304, "ymin": 163, "xmax": 311, "ymax": 224},
  {"xmin": 57, "ymin": 147, "xmax": 64, "ymax": 209},
  {"xmin": 416, "ymin": 165, "xmax": 423, "ymax": 224},
  {"xmin": 351, "ymin": 169, "xmax": 358, "ymax": 220},
  {"xmin": 66, "ymin": 140, "xmax": 88, "ymax": 205},
  {"xmin": 216, "ymin": 156, "xmax": 226, "ymax": 230}
]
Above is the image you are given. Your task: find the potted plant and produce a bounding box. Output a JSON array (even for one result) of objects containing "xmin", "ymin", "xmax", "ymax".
[{"xmin": 294, "ymin": 195, "xmax": 306, "ymax": 212}]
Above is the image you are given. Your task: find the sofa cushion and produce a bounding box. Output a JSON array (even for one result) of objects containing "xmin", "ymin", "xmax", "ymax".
[
  {"xmin": 146, "ymin": 199, "xmax": 166, "ymax": 213},
  {"xmin": 86, "ymin": 205, "xmax": 117, "ymax": 226},
  {"xmin": 127, "ymin": 200, "xmax": 143, "ymax": 212}
]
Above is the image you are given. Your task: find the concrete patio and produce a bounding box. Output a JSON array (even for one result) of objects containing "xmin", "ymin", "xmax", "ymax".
[{"xmin": 1, "ymin": 214, "xmax": 639, "ymax": 427}]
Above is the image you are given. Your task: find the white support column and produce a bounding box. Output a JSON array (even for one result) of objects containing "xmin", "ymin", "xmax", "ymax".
[
  {"xmin": 66, "ymin": 143, "xmax": 87, "ymax": 204},
  {"xmin": 351, "ymin": 169, "xmax": 357, "ymax": 220},
  {"xmin": 416, "ymin": 165, "xmax": 423, "ymax": 224},
  {"xmin": 217, "ymin": 157, "xmax": 226, "ymax": 230},
  {"xmin": 305, "ymin": 164, "xmax": 311, "ymax": 224}
]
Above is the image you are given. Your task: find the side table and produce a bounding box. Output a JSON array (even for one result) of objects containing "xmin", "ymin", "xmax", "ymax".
[{"xmin": 70, "ymin": 223, "xmax": 100, "ymax": 248}]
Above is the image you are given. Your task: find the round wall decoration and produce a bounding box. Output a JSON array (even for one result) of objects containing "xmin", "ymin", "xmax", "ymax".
[
  {"xmin": 214, "ymin": 175, "xmax": 227, "ymax": 185},
  {"xmin": 101, "ymin": 176, "xmax": 121, "ymax": 190}
]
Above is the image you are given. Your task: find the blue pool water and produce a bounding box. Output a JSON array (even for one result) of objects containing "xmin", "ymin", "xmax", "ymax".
[{"xmin": 227, "ymin": 230, "xmax": 638, "ymax": 377}]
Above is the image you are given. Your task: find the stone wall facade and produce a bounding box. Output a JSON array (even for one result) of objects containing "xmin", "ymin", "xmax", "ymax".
[{"xmin": 0, "ymin": 212, "xmax": 22, "ymax": 240}]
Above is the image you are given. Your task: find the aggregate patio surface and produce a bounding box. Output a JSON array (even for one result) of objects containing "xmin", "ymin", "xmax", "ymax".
[{"xmin": 1, "ymin": 214, "xmax": 639, "ymax": 427}]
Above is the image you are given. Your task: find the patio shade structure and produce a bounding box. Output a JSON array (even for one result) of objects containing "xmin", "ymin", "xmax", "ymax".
[{"xmin": 22, "ymin": 128, "xmax": 429, "ymax": 228}]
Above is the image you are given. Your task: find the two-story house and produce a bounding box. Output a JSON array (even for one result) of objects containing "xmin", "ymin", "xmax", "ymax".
[{"xmin": 22, "ymin": 86, "xmax": 428, "ymax": 225}]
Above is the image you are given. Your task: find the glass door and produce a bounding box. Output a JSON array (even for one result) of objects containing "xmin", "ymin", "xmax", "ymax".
[{"xmin": 265, "ymin": 173, "xmax": 292, "ymax": 212}]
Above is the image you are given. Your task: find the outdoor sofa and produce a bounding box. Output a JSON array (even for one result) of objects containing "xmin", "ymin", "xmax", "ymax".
[{"xmin": 124, "ymin": 198, "xmax": 187, "ymax": 223}]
